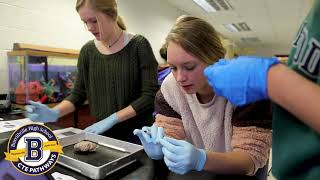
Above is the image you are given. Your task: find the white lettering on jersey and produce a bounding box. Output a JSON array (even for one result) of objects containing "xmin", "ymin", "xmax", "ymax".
[{"xmin": 292, "ymin": 24, "xmax": 320, "ymax": 79}]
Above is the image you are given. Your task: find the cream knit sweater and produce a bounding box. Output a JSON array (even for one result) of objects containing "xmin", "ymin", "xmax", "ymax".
[{"xmin": 158, "ymin": 73, "xmax": 272, "ymax": 175}]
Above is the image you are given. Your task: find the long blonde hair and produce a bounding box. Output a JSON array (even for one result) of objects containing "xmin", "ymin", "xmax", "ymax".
[
  {"xmin": 165, "ymin": 15, "xmax": 225, "ymax": 65},
  {"xmin": 76, "ymin": 0, "xmax": 126, "ymax": 30}
]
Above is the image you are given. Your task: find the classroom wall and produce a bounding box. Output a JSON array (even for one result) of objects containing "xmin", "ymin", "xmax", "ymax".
[{"xmin": 0, "ymin": 0, "xmax": 181, "ymax": 94}]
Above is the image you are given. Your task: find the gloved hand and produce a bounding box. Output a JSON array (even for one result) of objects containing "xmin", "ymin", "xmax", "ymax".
[
  {"xmin": 25, "ymin": 100, "xmax": 60, "ymax": 123},
  {"xmin": 84, "ymin": 113, "xmax": 118, "ymax": 134},
  {"xmin": 204, "ymin": 56, "xmax": 279, "ymax": 106},
  {"xmin": 160, "ymin": 137, "xmax": 206, "ymax": 175},
  {"xmin": 133, "ymin": 124, "xmax": 164, "ymax": 160}
]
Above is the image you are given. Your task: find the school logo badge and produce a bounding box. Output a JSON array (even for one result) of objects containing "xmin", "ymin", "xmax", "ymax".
[{"xmin": 4, "ymin": 124, "xmax": 63, "ymax": 176}]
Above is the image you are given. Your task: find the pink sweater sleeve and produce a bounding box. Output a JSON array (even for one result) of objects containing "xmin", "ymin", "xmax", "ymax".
[{"xmin": 231, "ymin": 126, "xmax": 272, "ymax": 175}]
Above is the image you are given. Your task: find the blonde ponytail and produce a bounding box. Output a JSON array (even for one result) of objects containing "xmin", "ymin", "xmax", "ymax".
[{"xmin": 117, "ymin": 16, "xmax": 127, "ymax": 30}]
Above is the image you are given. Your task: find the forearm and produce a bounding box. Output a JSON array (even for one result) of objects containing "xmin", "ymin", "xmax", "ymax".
[
  {"xmin": 116, "ymin": 105, "xmax": 137, "ymax": 122},
  {"xmin": 53, "ymin": 100, "xmax": 75, "ymax": 117},
  {"xmin": 267, "ymin": 64, "xmax": 320, "ymax": 133},
  {"xmin": 204, "ymin": 151, "xmax": 254, "ymax": 175}
]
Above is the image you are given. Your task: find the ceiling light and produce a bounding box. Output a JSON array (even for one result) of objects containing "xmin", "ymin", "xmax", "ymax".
[
  {"xmin": 238, "ymin": 22, "xmax": 251, "ymax": 31},
  {"xmin": 223, "ymin": 24, "xmax": 240, "ymax": 32},
  {"xmin": 193, "ymin": 0, "xmax": 217, "ymax": 12},
  {"xmin": 241, "ymin": 37, "xmax": 261, "ymax": 44}
]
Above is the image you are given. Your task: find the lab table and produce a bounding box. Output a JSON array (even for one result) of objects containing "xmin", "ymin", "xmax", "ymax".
[
  {"xmin": 0, "ymin": 114, "xmax": 154, "ymax": 180},
  {"xmin": 0, "ymin": 114, "xmax": 264, "ymax": 180}
]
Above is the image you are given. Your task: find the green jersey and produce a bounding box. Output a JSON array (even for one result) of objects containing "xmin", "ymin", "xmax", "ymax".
[{"xmin": 272, "ymin": 1, "xmax": 320, "ymax": 180}]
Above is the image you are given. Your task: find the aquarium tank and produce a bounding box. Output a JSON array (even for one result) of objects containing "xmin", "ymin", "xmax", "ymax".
[{"xmin": 7, "ymin": 47, "xmax": 78, "ymax": 105}]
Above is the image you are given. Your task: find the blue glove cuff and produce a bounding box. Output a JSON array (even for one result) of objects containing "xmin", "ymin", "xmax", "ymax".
[
  {"xmin": 51, "ymin": 108, "xmax": 60, "ymax": 122},
  {"xmin": 108, "ymin": 113, "xmax": 119, "ymax": 126},
  {"xmin": 195, "ymin": 149, "xmax": 207, "ymax": 171},
  {"xmin": 260, "ymin": 57, "xmax": 280, "ymax": 99}
]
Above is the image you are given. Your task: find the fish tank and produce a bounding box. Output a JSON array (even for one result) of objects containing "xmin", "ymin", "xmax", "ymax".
[{"xmin": 7, "ymin": 44, "xmax": 79, "ymax": 105}]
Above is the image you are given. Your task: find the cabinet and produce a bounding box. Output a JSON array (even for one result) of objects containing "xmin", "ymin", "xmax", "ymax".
[{"xmin": 54, "ymin": 104, "xmax": 97, "ymax": 129}]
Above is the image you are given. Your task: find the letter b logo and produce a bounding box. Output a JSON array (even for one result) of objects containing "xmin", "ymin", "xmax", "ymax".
[{"xmin": 25, "ymin": 137, "xmax": 43, "ymax": 161}]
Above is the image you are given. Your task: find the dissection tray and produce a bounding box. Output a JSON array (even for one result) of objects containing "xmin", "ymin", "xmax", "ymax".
[{"xmin": 54, "ymin": 127, "xmax": 144, "ymax": 179}]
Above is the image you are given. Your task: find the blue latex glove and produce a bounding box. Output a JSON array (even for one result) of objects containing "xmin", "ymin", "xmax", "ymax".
[
  {"xmin": 84, "ymin": 113, "xmax": 118, "ymax": 134},
  {"xmin": 160, "ymin": 137, "xmax": 206, "ymax": 175},
  {"xmin": 150, "ymin": 124, "xmax": 165, "ymax": 143},
  {"xmin": 133, "ymin": 124, "xmax": 164, "ymax": 160},
  {"xmin": 25, "ymin": 100, "xmax": 60, "ymax": 123},
  {"xmin": 204, "ymin": 56, "xmax": 280, "ymax": 106}
]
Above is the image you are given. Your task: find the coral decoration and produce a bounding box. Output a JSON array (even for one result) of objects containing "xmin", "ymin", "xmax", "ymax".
[{"xmin": 15, "ymin": 81, "xmax": 43, "ymax": 104}]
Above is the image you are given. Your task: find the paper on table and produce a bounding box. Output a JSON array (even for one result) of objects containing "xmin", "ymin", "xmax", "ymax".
[
  {"xmin": 0, "ymin": 118, "xmax": 43, "ymax": 133},
  {"xmin": 51, "ymin": 172, "xmax": 77, "ymax": 180},
  {"xmin": 53, "ymin": 127, "xmax": 84, "ymax": 139}
]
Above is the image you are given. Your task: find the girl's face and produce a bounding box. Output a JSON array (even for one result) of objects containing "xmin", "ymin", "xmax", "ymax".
[
  {"xmin": 78, "ymin": 4, "xmax": 116, "ymax": 41},
  {"xmin": 167, "ymin": 41, "xmax": 212, "ymax": 96}
]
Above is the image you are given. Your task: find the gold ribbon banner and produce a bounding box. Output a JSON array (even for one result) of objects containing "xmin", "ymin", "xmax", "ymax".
[
  {"xmin": 43, "ymin": 141, "xmax": 63, "ymax": 153},
  {"xmin": 5, "ymin": 141, "xmax": 63, "ymax": 162}
]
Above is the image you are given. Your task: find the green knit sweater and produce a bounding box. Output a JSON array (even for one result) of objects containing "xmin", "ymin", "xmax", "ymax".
[{"xmin": 65, "ymin": 35, "xmax": 158, "ymax": 141}]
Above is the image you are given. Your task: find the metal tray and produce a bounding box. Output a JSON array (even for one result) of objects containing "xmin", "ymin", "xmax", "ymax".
[{"xmin": 54, "ymin": 128, "xmax": 144, "ymax": 179}]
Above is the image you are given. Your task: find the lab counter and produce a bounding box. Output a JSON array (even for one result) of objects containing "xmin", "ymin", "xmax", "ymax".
[
  {"xmin": 0, "ymin": 115, "xmax": 155, "ymax": 180},
  {"xmin": 0, "ymin": 114, "xmax": 264, "ymax": 180}
]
